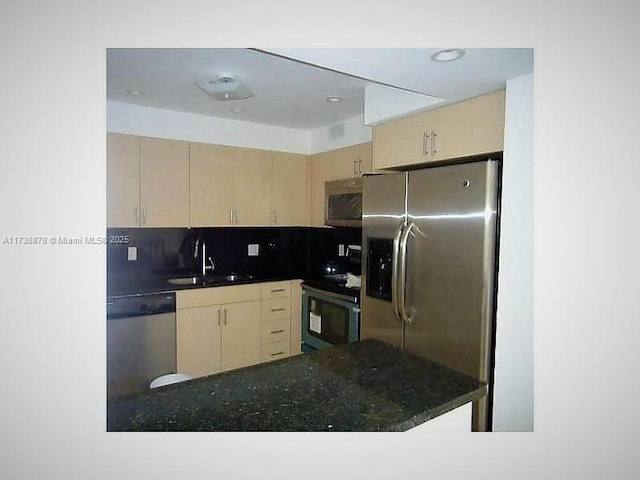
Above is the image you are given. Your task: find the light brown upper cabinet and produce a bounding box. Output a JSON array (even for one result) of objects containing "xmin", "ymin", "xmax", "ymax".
[
  {"xmin": 332, "ymin": 142, "xmax": 373, "ymax": 178},
  {"xmin": 109, "ymin": 134, "xmax": 309, "ymax": 228},
  {"xmin": 189, "ymin": 143, "xmax": 236, "ymax": 227},
  {"xmin": 107, "ymin": 133, "xmax": 189, "ymax": 227},
  {"xmin": 107, "ymin": 133, "xmax": 139, "ymax": 227},
  {"xmin": 234, "ymin": 147, "xmax": 273, "ymax": 226},
  {"xmin": 308, "ymin": 142, "xmax": 372, "ymax": 226},
  {"xmin": 138, "ymin": 137, "xmax": 190, "ymax": 227},
  {"xmin": 190, "ymin": 143, "xmax": 273, "ymax": 226},
  {"xmin": 373, "ymin": 90, "xmax": 505, "ymax": 170},
  {"xmin": 272, "ymin": 152, "xmax": 309, "ymax": 226}
]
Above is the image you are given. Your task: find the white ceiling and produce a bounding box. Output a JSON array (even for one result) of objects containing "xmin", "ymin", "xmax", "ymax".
[{"xmin": 106, "ymin": 48, "xmax": 533, "ymax": 131}]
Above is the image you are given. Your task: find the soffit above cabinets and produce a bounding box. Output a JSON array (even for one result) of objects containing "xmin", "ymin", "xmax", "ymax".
[
  {"xmin": 262, "ymin": 48, "xmax": 533, "ymax": 104},
  {"xmin": 107, "ymin": 48, "xmax": 533, "ymax": 131}
]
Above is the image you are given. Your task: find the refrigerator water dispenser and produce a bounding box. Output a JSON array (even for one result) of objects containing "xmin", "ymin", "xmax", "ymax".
[{"xmin": 366, "ymin": 238, "xmax": 393, "ymax": 302}]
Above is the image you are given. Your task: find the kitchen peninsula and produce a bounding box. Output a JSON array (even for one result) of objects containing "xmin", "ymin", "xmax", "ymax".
[{"xmin": 107, "ymin": 338, "xmax": 485, "ymax": 432}]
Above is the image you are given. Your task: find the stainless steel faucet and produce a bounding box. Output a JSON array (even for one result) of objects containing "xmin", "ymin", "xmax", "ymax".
[{"xmin": 201, "ymin": 240, "xmax": 215, "ymax": 276}]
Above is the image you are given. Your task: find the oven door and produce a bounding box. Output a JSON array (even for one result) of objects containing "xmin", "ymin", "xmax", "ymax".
[{"xmin": 301, "ymin": 286, "xmax": 360, "ymax": 351}]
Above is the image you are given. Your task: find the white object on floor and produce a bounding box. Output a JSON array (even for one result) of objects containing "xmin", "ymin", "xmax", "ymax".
[{"xmin": 150, "ymin": 373, "xmax": 193, "ymax": 389}]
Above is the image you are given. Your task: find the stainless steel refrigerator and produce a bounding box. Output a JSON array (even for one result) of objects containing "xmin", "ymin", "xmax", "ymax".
[{"xmin": 361, "ymin": 159, "xmax": 500, "ymax": 432}]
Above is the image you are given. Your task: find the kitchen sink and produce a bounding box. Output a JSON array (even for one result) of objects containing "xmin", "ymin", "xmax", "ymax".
[
  {"xmin": 166, "ymin": 274, "xmax": 254, "ymax": 286},
  {"xmin": 207, "ymin": 274, "xmax": 255, "ymax": 283},
  {"xmin": 167, "ymin": 276, "xmax": 201, "ymax": 285},
  {"xmin": 220, "ymin": 274, "xmax": 254, "ymax": 282}
]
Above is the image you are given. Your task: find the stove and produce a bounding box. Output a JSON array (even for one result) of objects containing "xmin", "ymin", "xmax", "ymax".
[
  {"xmin": 301, "ymin": 275, "xmax": 362, "ymax": 351},
  {"xmin": 301, "ymin": 273, "xmax": 361, "ymax": 304}
]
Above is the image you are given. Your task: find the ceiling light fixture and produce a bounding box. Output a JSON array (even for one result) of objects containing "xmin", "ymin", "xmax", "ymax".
[
  {"xmin": 127, "ymin": 90, "xmax": 143, "ymax": 96},
  {"xmin": 326, "ymin": 96, "xmax": 343, "ymax": 103},
  {"xmin": 431, "ymin": 48, "xmax": 466, "ymax": 62},
  {"xmin": 231, "ymin": 107, "xmax": 245, "ymax": 113},
  {"xmin": 195, "ymin": 73, "xmax": 254, "ymax": 101}
]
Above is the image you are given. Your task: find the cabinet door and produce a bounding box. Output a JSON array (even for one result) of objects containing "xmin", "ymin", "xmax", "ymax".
[
  {"xmin": 432, "ymin": 90, "xmax": 505, "ymax": 161},
  {"xmin": 272, "ymin": 152, "xmax": 308, "ymax": 225},
  {"xmin": 106, "ymin": 133, "xmax": 139, "ymax": 227},
  {"xmin": 352, "ymin": 142, "xmax": 373, "ymax": 175},
  {"xmin": 308, "ymin": 150, "xmax": 334, "ymax": 226},
  {"xmin": 221, "ymin": 300, "xmax": 261, "ymax": 371},
  {"xmin": 189, "ymin": 143, "xmax": 235, "ymax": 226},
  {"xmin": 177, "ymin": 305, "xmax": 222, "ymax": 378},
  {"xmin": 331, "ymin": 142, "xmax": 373, "ymax": 178},
  {"xmin": 327, "ymin": 146, "xmax": 358, "ymax": 179},
  {"xmin": 233, "ymin": 148, "xmax": 273, "ymax": 226},
  {"xmin": 373, "ymin": 91, "xmax": 506, "ymax": 169},
  {"xmin": 373, "ymin": 111, "xmax": 429, "ymax": 169},
  {"xmin": 139, "ymin": 137, "xmax": 190, "ymax": 227}
]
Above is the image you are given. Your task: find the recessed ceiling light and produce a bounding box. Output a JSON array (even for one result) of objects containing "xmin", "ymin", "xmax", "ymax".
[
  {"xmin": 231, "ymin": 107, "xmax": 245, "ymax": 113},
  {"xmin": 326, "ymin": 96, "xmax": 343, "ymax": 103},
  {"xmin": 127, "ymin": 90, "xmax": 143, "ymax": 96},
  {"xmin": 431, "ymin": 49, "xmax": 466, "ymax": 62}
]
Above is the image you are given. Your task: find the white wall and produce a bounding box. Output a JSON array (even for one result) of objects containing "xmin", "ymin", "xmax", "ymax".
[
  {"xmin": 492, "ymin": 73, "xmax": 534, "ymax": 431},
  {"xmin": 107, "ymin": 101, "xmax": 372, "ymax": 155},
  {"xmin": 106, "ymin": 101, "xmax": 311, "ymax": 154},
  {"xmin": 308, "ymin": 113, "xmax": 372, "ymax": 153},
  {"xmin": 364, "ymin": 84, "xmax": 443, "ymax": 126}
]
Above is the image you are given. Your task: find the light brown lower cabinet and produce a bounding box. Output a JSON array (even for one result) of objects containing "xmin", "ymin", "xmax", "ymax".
[
  {"xmin": 177, "ymin": 300, "xmax": 260, "ymax": 378},
  {"xmin": 176, "ymin": 280, "xmax": 302, "ymax": 379},
  {"xmin": 176, "ymin": 305, "xmax": 222, "ymax": 377},
  {"xmin": 259, "ymin": 281, "xmax": 293, "ymax": 363},
  {"xmin": 176, "ymin": 284, "xmax": 261, "ymax": 378}
]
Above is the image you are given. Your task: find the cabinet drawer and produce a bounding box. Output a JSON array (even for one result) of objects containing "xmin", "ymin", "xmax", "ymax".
[
  {"xmin": 261, "ymin": 297, "xmax": 290, "ymax": 321},
  {"xmin": 177, "ymin": 284, "xmax": 261, "ymax": 309},
  {"xmin": 260, "ymin": 341, "xmax": 290, "ymax": 362},
  {"xmin": 261, "ymin": 319, "xmax": 290, "ymax": 344},
  {"xmin": 261, "ymin": 281, "xmax": 291, "ymax": 299}
]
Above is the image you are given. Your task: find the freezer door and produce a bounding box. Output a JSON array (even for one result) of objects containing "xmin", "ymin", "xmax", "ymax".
[
  {"xmin": 361, "ymin": 172, "xmax": 407, "ymax": 349},
  {"xmin": 404, "ymin": 161, "xmax": 499, "ymax": 429}
]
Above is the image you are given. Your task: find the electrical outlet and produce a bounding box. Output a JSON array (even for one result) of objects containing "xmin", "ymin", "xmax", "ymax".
[
  {"xmin": 127, "ymin": 246, "xmax": 137, "ymax": 261},
  {"xmin": 248, "ymin": 244, "xmax": 260, "ymax": 256}
]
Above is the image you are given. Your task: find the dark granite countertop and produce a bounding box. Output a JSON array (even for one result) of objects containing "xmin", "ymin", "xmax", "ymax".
[
  {"xmin": 107, "ymin": 272, "xmax": 302, "ymax": 298},
  {"xmin": 107, "ymin": 339, "xmax": 486, "ymax": 432}
]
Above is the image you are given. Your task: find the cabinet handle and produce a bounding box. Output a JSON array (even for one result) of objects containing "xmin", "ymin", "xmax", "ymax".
[
  {"xmin": 423, "ymin": 131, "xmax": 430, "ymax": 156},
  {"xmin": 142, "ymin": 207, "xmax": 147, "ymax": 225},
  {"xmin": 271, "ymin": 288, "xmax": 286, "ymax": 293},
  {"xmin": 217, "ymin": 309, "xmax": 221, "ymax": 326},
  {"xmin": 223, "ymin": 308, "xmax": 228, "ymax": 325},
  {"xmin": 353, "ymin": 159, "xmax": 358, "ymax": 176},
  {"xmin": 135, "ymin": 207, "xmax": 140, "ymax": 226},
  {"xmin": 431, "ymin": 130, "xmax": 437, "ymax": 155},
  {"xmin": 234, "ymin": 209, "xmax": 238, "ymax": 224},
  {"xmin": 272, "ymin": 209, "xmax": 277, "ymax": 225},
  {"xmin": 271, "ymin": 351, "xmax": 285, "ymax": 356},
  {"xmin": 358, "ymin": 158, "xmax": 363, "ymax": 175},
  {"xmin": 229, "ymin": 209, "xmax": 233, "ymax": 225},
  {"xmin": 270, "ymin": 329, "xmax": 285, "ymax": 334},
  {"xmin": 271, "ymin": 308, "xmax": 286, "ymax": 312}
]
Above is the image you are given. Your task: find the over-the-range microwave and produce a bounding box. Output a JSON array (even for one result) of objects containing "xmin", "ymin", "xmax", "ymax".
[{"xmin": 324, "ymin": 177, "xmax": 362, "ymax": 227}]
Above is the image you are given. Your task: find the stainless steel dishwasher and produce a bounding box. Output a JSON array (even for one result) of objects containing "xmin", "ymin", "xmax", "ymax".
[{"xmin": 106, "ymin": 292, "xmax": 176, "ymax": 399}]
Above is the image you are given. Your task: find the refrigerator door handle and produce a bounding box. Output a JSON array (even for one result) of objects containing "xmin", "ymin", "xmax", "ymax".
[
  {"xmin": 391, "ymin": 222, "xmax": 405, "ymax": 323},
  {"xmin": 397, "ymin": 222, "xmax": 415, "ymax": 324}
]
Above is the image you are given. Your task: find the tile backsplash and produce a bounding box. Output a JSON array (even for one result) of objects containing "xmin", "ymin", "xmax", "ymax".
[{"xmin": 106, "ymin": 226, "xmax": 361, "ymax": 284}]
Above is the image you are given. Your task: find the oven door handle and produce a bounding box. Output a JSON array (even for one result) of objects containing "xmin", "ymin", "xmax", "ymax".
[{"xmin": 301, "ymin": 284, "xmax": 359, "ymax": 304}]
